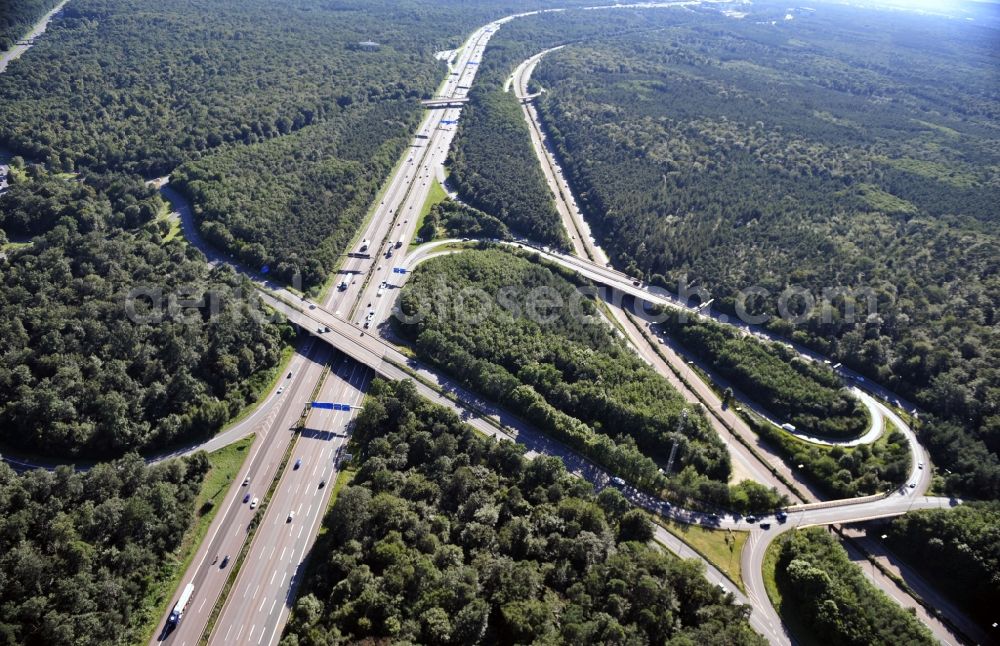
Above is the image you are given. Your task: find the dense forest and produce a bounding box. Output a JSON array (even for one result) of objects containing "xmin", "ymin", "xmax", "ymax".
[
  {"xmin": 448, "ymin": 88, "xmax": 568, "ymax": 248},
  {"xmin": 774, "ymin": 527, "xmax": 935, "ymax": 645},
  {"xmin": 0, "ymin": 452, "xmax": 209, "ymax": 646},
  {"xmin": 0, "ymin": 0, "xmax": 61, "ymax": 52},
  {"xmin": 0, "ymin": 0, "xmax": 499, "ymax": 176},
  {"xmin": 530, "ymin": 5, "xmax": 999, "ymax": 498},
  {"xmin": 282, "ymin": 378, "xmax": 764, "ymax": 645},
  {"xmin": 0, "ymin": 0, "xmax": 530, "ymax": 289},
  {"xmin": 0, "ymin": 168, "xmax": 290, "ymax": 457},
  {"xmin": 884, "ymin": 502, "xmax": 1000, "ymax": 629},
  {"xmin": 397, "ymin": 247, "xmax": 787, "ymax": 512},
  {"xmin": 171, "ymin": 100, "xmax": 419, "ymax": 287},
  {"xmin": 658, "ymin": 312, "xmax": 867, "ymax": 439}
]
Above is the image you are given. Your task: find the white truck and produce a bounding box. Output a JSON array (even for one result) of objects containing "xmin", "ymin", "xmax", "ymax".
[
  {"xmin": 167, "ymin": 582, "xmax": 195, "ymax": 626},
  {"xmin": 359, "ymin": 239, "xmax": 370, "ymax": 252}
]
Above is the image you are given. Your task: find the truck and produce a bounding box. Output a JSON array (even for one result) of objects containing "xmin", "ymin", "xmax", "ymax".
[
  {"xmin": 359, "ymin": 239, "xmax": 369, "ymax": 252},
  {"xmin": 167, "ymin": 583, "xmax": 195, "ymax": 626}
]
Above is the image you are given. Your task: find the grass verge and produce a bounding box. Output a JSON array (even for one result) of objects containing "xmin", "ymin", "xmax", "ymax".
[
  {"xmin": 412, "ymin": 177, "xmax": 447, "ymax": 243},
  {"xmin": 653, "ymin": 516, "xmax": 747, "ymax": 590},
  {"xmin": 135, "ymin": 435, "xmax": 256, "ymax": 643}
]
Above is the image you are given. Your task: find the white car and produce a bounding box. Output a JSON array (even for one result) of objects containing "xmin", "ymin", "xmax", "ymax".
[
  {"xmin": 918, "ymin": 462, "xmax": 924, "ymax": 469},
  {"xmin": 250, "ymin": 497, "xmax": 259, "ymax": 509},
  {"xmin": 277, "ymin": 387, "xmax": 284, "ymax": 395},
  {"xmin": 287, "ymin": 511, "xmax": 295, "ymax": 523}
]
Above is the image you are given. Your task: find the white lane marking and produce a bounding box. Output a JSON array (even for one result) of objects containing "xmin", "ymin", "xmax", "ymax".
[
  {"xmin": 269, "ymin": 545, "xmax": 275, "ymax": 559},
  {"xmin": 253, "ymin": 584, "xmax": 260, "ymax": 599},
  {"xmin": 270, "ymin": 570, "xmax": 276, "ymax": 585},
  {"xmin": 259, "ymin": 597, "xmax": 267, "ymax": 612},
  {"xmin": 280, "ymin": 547, "xmax": 286, "ymax": 562},
  {"xmin": 307, "ymin": 504, "xmax": 312, "ymax": 517},
  {"xmin": 199, "ymin": 598, "xmax": 206, "ymax": 612},
  {"xmin": 225, "ymin": 623, "xmax": 233, "ymax": 642},
  {"xmin": 236, "ymin": 624, "xmax": 245, "ymax": 641},
  {"xmin": 248, "ymin": 625, "xmax": 255, "ymax": 641},
  {"xmin": 270, "ymin": 599, "xmax": 277, "ymax": 616},
  {"xmin": 258, "ymin": 627, "xmax": 266, "ymax": 645},
  {"xmin": 298, "ymin": 525, "xmax": 304, "ymax": 539},
  {"xmin": 280, "ymin": 572, "xmax": 286, "ymax": 587}
]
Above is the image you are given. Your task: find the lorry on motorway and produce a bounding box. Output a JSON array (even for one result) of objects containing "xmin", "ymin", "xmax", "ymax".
[
  {"xmin": 167, "ymin": 582, "xmax": 195, "ymax": 626},
  {"xmin": 359, "ymin": 239, "xmax": 369, "ymax": 252}
]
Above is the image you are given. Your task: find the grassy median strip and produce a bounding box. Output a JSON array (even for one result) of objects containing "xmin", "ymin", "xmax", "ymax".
[
  {"xmin": 653, "ymin": 516, "xmax": 748, "ymax": 591},
  {"xmin": 136, "ymin": 435, "xmax": 255, "ymax": 643},
  {"xmin": 198, "ymin": 364, "xmax": 331, "ymax": 644}
]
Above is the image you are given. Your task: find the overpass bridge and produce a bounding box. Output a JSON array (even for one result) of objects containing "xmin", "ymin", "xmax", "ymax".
[{"xmin": 420, "ymin": 96, "xmax": 470, "ymax": 108}]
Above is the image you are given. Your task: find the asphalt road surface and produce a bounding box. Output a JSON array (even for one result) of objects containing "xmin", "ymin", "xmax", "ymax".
[
  {"xmin": 150, "ymin": 341, "xmax": 331, "ymax": 646},
  {"xmin": 208, "ymin": 357, "xmax": 371, "ymax": 646}
]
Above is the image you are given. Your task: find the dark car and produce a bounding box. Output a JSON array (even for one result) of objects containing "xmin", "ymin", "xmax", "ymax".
[
  {"xmin": 745, "ymin": 515, "xmax": 757, "ymax": 523},
  {"xmin": 220, "ymin": 555, "xmax": 230, "ymax": 568},
  {"xmin": 243, "ymin": 493, "xmax": 251, "ymax": 503},
  {"xmin": 294, "ymin": 458, "xmax": 302, "ymax": 470},
  {"xmin": 760, "ymin": 522, "xmax": 771, "ymax": 530},
  {"xmin": 775, "ymin": 511, "xmax": 788, "ymax": 523}
]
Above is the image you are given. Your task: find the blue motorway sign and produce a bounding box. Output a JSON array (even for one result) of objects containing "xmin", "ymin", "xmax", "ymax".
[{"xmin": 312, "ymin": 402, "xmax": 352, "ymax": 411}]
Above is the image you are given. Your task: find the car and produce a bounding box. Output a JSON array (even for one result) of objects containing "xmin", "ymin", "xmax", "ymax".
[
  {"xmin": 250, "ymin": 497, "xmax": 259, "ymax": 509},
  {"xmin": 243, "ymin": 493, "xmax": 251, "ymax": 503},
  {"xmin": 363, "ymin": 319, "xmax": 371, "ymax": 329},
  {"xmin": 611, "ymin": 476, "xmax": 626, "ymax": 487},
  {"xmin": 277, "ymin": 386, "xmax": 284, "ymax": 395},
  {"xmin": 338, "ymin": 280, "xmax": 348, "ymax": 291},
  {"xmin": 294, "ymin": 458, "xmax": 302, "ymax": 470},
  {"xmin": 317, "ymin": 327, "xmax": 324, "ymax": 333},
  {"xmin": 760, "ymin": 522, "xmax": 771, "ymax": 530},
  {"xmin": 220, "ymin": 555, "xmax": 230, "ymax": 568},
  {"xmin": 324, "ymin": 326, "xmax": 330, "ymax": 333},
  {"xmin": 243, "ymin": 476, "xmax": 250, "ymax": 486},
  {"xmin": 745, "ymin": 516, "xmax": 757, "ymax": 523},
  {"xmin": 775, "ymin": 511, "xmax": 788, "ymax": 523},
  {"xmin": 287, "ymin": 371, "xmax": 293, "ymax": 379},
  {"xmin": 918, "ymin": 462, "xmax": 924, "ymax": 469},
  {"xmin": 308, "ymin": 304, "xmax": 316, "ymax": 310},
  {"xmin": 908, "ymin": 482, "xmax": 916, "ymax": 489},
  {"xmin": 377, "ymin": 286, "xmax": 385, "ymax": 297},
  {"xmin": 287, "ymin": 511, "xmax": 295, "ymax": 523},
  {"xmin": 319, "ymin": 479, "xmax": 326, "ymax": 489}
]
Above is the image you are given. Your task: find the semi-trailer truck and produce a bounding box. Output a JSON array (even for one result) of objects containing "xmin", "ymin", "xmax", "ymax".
[{"xmin": 167, "ymin": 583, "xmax": 195, "ymax": 626}]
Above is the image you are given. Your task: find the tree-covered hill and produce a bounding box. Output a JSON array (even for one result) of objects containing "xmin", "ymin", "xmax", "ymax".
[{"xmin": 282, "ymin": 378, "xmax": 765, "ymax": 645}]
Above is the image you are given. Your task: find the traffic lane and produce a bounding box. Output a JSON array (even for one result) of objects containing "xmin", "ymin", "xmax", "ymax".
[
  {"xmin": 210, "ymin": 361, "xmax": 368, "ymax": 646},
  {"xmin": 153, "ymin": 343, "xmax": 330, "ymax": 645},
  {"xmin": 258, "ymin": 365, "xmax": 371, "ymax": 645}
]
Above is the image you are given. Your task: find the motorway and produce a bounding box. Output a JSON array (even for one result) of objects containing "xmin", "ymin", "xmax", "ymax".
[
  {"xmin": 5, "ymin": 3, "xmax": 970, "ymax": 644},
  {"xmin": 208, "ymin": 358, "xmax": 371, "ymax": 646},
  {"xmin": 152, "ymin": 340, "xmax": 331, "ymax": 646}
]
